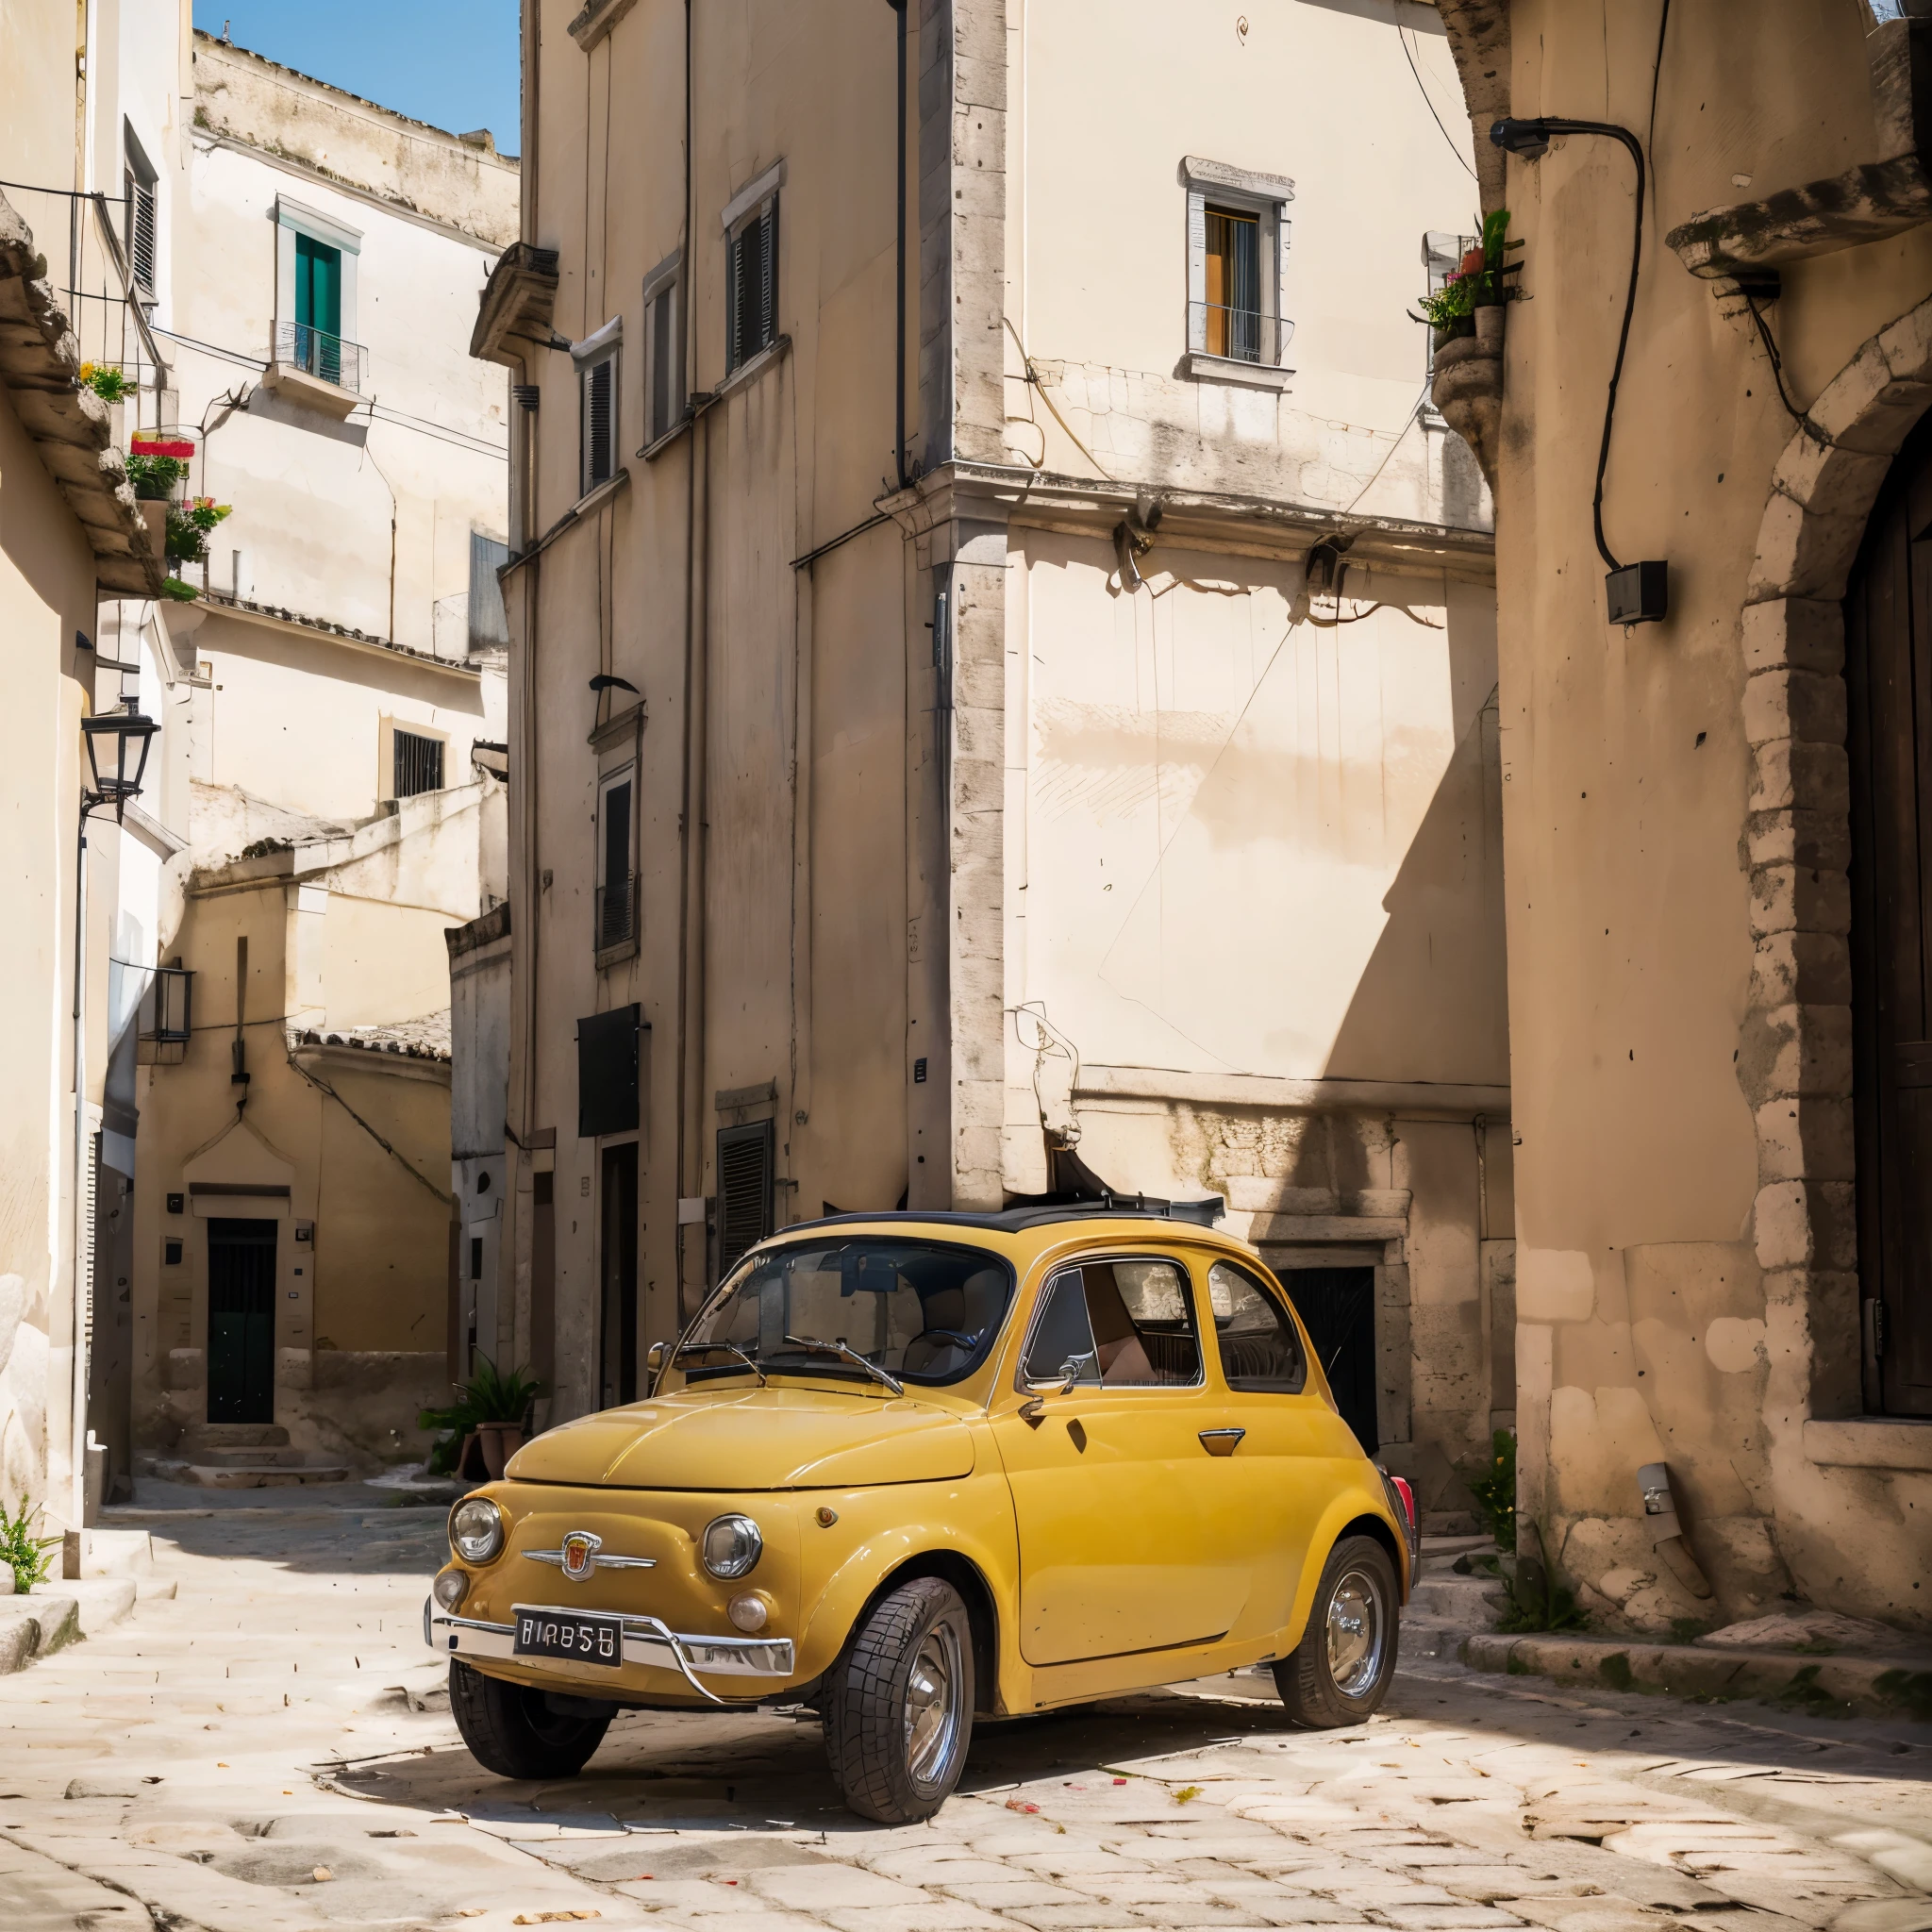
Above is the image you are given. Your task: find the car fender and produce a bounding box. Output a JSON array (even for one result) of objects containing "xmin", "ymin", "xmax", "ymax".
[
  {"xmin": 796, "ymin": 1476, "xmax": 1019, "ymax": 1691},
  {"xmin": 1276, "ymin": 1480, "xmax": 1408, "ymax": 1656}
]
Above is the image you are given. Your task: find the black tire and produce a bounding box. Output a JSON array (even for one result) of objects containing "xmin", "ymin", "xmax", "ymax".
[
  {"xmin": 1273, "ymin": 1534, "xmax": 1399, "ymax": 1727},
  {"xmin": 824, "ymin": 1576, "xmax": 975, "ymax": 1824},
  {"xmin": 449, "ymin": 1660, "xmax": 611, "ymax": 1780}
]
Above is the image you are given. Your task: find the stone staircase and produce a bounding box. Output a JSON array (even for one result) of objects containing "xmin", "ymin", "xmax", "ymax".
[
  {"xmin": 142, "ymin": 1424, "xmax": 350, "ymax": 1489},
  {"xmin": 1400, "ymin": 1534, "xmax": 1508, "ymax": 1662}
]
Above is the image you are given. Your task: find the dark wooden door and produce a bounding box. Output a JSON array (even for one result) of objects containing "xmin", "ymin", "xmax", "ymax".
[
  {"xmin": 1280, "ymin": 1266, "xmax": 1379, "ymax": 1452},
  {"xmin": 1845, "ymin": 410, "xmax": 1932, "ymax": 1417},
  {"xmin": 207, "ymin": 1218, "xmax": 276, "ymax": 1424}
]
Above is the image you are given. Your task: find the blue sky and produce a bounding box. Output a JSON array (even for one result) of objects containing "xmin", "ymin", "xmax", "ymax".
[{"xmin": 192, "ymin": 3, "xmax": 520, "ymax": 154}]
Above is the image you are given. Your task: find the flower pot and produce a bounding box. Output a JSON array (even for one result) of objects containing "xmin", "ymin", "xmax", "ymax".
[
  {"xmin": 1474, "ymin": 303, "xmax": 1506, "ymax": 350},
  {"xmin": 475, "ymin": 1423, "xmax": 525, "ymax": 1479}
]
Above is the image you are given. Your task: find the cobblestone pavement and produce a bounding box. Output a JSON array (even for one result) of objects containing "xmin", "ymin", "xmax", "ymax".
[{"xmin": 3, "ymin": 1506, "xmax": 1929, "ymax": 1932}]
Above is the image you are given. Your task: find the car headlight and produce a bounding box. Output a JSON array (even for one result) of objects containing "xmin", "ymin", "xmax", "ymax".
[
  {"xmin": 432, "ymin": 1567, "xmax": 470, "ymax": 1610},
  {"xmin": 450, "ymin": 1496, "xmax": 505, "ymax": 1564},
  {"xmin": 702, "ymin": 1514, "xmax": 762, "ymax": 1579},
  {"xmin": 727, "ymin": 1591, "xmax": 770, "ymax": 1632}
]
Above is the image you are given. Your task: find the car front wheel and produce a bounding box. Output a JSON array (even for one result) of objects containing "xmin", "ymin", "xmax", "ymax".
[
  {"xmin": 1273, "ymin": 1534, "xmax": 1398, "ymax": 1726},
  {"xmin": 824, "ymin": 1576, "xmax": 974, "ymax": 1824},
  {"xmin": 449, "ymin": 1660, "xmax": 612, "ymax": 1779}
]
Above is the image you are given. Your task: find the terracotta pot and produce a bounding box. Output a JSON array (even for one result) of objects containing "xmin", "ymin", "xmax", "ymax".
[
  {"xmin": 1474, "ymin": 302, "xmax": 1506, "ymax": 350},
  {"xmin": 476, "ymin": 1423, "xmax": 525, "ymax": 1480}
]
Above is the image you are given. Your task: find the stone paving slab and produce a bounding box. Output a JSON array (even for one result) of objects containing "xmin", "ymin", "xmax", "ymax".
[{"xmin": 0, "ymin": 1503, "xmax": 1928, "ymax": 1932}]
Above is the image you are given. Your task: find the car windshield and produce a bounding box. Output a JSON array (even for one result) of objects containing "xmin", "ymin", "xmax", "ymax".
[{"xmin": 680, "ymin": 1237, "xmax": 1014, "ymax": 1388}]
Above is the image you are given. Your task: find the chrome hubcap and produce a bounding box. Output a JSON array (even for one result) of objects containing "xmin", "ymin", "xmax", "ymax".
[
  {"xmin": 1325, "ymin": 1567, "xmax": 1385, "ymax": 1697},
  {"xmin": 905, "ymin": 1616, "xmax": 964, "ymax": 1788}
]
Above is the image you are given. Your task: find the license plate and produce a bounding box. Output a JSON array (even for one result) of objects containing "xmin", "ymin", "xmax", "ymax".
[{"xmin": 511, "ymin": 1605, "xmax": 625, "ymax": 1669}]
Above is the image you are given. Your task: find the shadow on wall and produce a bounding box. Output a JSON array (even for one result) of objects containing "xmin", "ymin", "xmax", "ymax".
[{"xmin": 1324, "ymin": 592, "xmax": 1507, "ymax": 1089}]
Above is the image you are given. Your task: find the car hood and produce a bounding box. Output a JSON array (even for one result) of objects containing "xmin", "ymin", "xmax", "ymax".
[{"xmin": 505, "ymin": 1383, "xmax": 977, "ymax": 1491}]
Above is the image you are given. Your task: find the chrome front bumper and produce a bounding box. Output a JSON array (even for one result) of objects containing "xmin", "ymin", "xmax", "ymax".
[{"xmin": 424, "ymin": 1600, "xmax": 794, "ymax": 1681}]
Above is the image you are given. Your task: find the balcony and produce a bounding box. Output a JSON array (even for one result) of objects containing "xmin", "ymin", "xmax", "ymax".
[
  {"xmin": 261, "ymin": 322, "xmax": 368, "ymax": 418},
  {"xmin": 1184, "ymin": 301, "xmax": 1294, "ymax": 390}
]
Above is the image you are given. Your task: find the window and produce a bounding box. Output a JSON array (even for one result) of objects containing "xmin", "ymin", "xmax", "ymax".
[
  {"xmin": 715, "ymin": 1121, "xmax": 775, "ymax": 1278},
  {"xmin": 468, "ymin": 529, "xmax": 510, "ymax": 650},
  {"xmin": 642, "ymin": 250, "xmax": 684, "ymax": 445},
  {"xmin": 1203, "ymin": 206, "xmax": 1260, "ymax": 360},
  {"xmin": 685, "ymin": 1236, "xmax": 1012, "ymax": 1385},
  {"xmin": 124, "ymin": 123, "xmax": 157, "ymax": 295},
  {"xmin": 725, "ymin": 193, "xmax": 778, "ymax": 373},
  {"xmin": 392, "ymin": 727, "xmax": 444, "ymax": 797},
  {"xmin": 1184, "ymin": 157, "xmax": 1294, "ymax": 375},
  {"xmin": 1208, "ymin": 1260, "xmax": 1307, "ymax": 1392},
  {"xmin": 1021, "ymin": 1259, "xmax": 1203, "ymax": 1388},
  {"xmin": 575, "ymin": 317, "xmax": 622, "ymax": 495},
  {"xmin": 275, "ymin": 198, "xmax": 363, "ymax": 391},
  {"xmin": 596, "ymin": 767, "xmax": 635, "ymax": 951}
]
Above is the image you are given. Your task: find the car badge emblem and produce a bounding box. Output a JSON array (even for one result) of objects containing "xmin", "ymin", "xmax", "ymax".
[{"xmin": 559, "ymin": 1531, "xmax": 602, "ymax": 1582}]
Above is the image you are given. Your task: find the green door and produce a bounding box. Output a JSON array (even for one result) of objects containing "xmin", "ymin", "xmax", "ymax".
[
  {"xmin": 293, "ymin": 232, "xmax": 342, "ymax": 382},
  {"xmin": 208, "ymin": 1217, "xmax": 277, "ymax": 1424}
]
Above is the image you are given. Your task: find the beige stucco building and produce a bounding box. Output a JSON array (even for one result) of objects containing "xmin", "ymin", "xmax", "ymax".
[
  {"xmin": 0, "ymin": 4, "xmax": 170, "ymax": 1534},
  {"xmin": 1407, "ymin": 0, "xmax": 1932, "ymax": 1633},
  {"xmin": 111, "ymin": 30, "xmax": 520, "ymax": 1484},
  {"xmin": 475, "ymin": 0, "xmax": 1510, "ymax": 1520}
]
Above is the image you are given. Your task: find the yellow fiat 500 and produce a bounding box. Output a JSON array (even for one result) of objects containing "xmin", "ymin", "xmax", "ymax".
[{"xmin": 427, "ymin": 1206, "xmax": 1417, "ymax": 1823}]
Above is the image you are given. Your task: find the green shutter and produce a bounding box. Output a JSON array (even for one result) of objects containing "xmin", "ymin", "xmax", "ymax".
[{"xmin": 294, "ymin": 232, "xmax": 342, "ymax": 337}]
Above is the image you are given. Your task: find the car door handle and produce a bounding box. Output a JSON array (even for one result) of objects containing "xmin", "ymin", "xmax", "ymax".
[{"xmin": 1199, "ymin": 1428, "xmax": 1245, "ymax": 1457}]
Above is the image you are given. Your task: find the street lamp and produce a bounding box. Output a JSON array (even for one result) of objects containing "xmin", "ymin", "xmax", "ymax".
[
  {"xmin": 69, "ymin": 695, "xmax": 159, "ymax": 1530},
  {"xmin": 81, "ymin": 699, "xmax": 159, "ymax": 821}
]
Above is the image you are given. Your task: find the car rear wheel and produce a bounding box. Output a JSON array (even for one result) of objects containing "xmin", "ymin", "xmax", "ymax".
[
  {"xmin": 449, "ymin": 1660, "xmax": 612, "ymax": 1779},
  {"xmin": 824, "ymin": 1576, "xmax": 974, "ymax": 1824},
  {"xmin": 1273, "ymin": 1534, "xmax": 1398, "ymax": 1727}
]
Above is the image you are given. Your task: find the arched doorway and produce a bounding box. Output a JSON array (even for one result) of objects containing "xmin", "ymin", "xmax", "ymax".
[{"xmin": 1844, "ymin": 408, "xmax": 1932, "ymax": 1418}]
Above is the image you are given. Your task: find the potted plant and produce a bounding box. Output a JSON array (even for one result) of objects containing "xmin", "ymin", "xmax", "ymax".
[
  {"xmin": 419, "ymin": 1357, "xmax": 545, "ymax": 1482},
  {"xmin": 1411, "ymin": 209, "xmax": 1522, "ymax": 352}
]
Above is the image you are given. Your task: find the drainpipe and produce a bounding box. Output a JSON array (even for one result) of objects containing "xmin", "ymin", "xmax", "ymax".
[
  {"xmin": 889, "ymin": 0, "xmax": 908, "ymax": 489},
  {"xmin": 68, "ymin": 797, "xmax": 92, "ymax": 1531}
]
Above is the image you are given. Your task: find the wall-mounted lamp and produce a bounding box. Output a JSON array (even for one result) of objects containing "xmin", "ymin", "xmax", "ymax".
[
  {"xmin": 81, "ymin": 699, "xmax": 159, "ymax": 822},
  {"xmin": 1491, "ymin": 117, "xmax": 1669, "ymax": 627}
]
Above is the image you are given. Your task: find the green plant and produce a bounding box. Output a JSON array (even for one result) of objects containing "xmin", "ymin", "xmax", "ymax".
[
  {"xmin": 1411, "ymin": 209, "xmax": 1523, "ymax": 331},
  {"xmin": 0, "ymin": 1496, "xmax": 61, "ymax": 1594},
  {"xmin": 1411, "ymin": 273, "xmax": 1475, "ymax": 333},
  {"xmin": 1465, "ymin": 1428, "xmax": 1516, "ymax": 1553},
  {"xmin": 418, "ymin": 1357, "xmax": 546, "ymax": 1474},
  {"xmin": 1472, "ymin": 1540, "xmax": 1588, "ymax": 1635},
  {"xmin": 160, "ymin": 576, "xmax": 200, "ymax": 602},
  {"xmin": 78, "ymin": 361, "xmax": 130, "ymax": 404},
  {"xmin": 164, "ymin": 496, "xmax": 231, "ymax": 564},
  {"xmin": 125, "ymin": 451, "xmax": 190, "ymax": 500}
]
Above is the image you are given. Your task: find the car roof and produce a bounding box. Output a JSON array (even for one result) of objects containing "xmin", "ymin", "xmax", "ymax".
[{"xmin": 781, "ymin": 1196, "xmax": 1225, "ymax": 1238}]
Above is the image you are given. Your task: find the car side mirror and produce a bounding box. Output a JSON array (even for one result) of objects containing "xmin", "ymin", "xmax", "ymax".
[
  {"xmin": 644, "ymin": 1340, "xmax": 672, "ymax": 1376},
  {"xmin": 1024, "ymin": 1374, "xmax": 1074, "ymax": 1397}
]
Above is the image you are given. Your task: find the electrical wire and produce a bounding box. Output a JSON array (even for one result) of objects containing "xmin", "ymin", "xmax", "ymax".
[
  {"xmin": 1001, "ymin": 315, "xmax": 1113, "ymax": 480},
  {"xmin": 1341, "ymin": 382, "xmax": 1432, "ymax": 514},
  {"xmin": 1740, "ymin": 291, "xmax": 1824, "ymax": 444},
  {"xmin": 1646, "ymin": 0, "xmax": 1672, "ymax": 222},
  {"xmin": 1400, "ymin": 28, "xmax": 1476, "ymax": 182}
]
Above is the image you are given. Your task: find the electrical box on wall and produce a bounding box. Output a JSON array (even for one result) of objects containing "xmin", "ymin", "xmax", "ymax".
[
  {"xmin": 294, "ymin": 1222, "xmax": 314, "ymax": 1244},
  {"xmin": 1606, "ymin": 559, "xmax": 1668, "ymax": 626}
]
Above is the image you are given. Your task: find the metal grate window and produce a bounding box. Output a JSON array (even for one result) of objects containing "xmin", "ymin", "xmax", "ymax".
[
  {"xmin": 715, "ymin": 1120, "xmax": 774, "ymax": 1279},
  {"xmin": 580, "ymin": 351, "xmax": 616, "ymax": 493},
  {"xmin": 392, "ymin": 727, "xmax": 444, "ymax": 798},
  {"xmin": 725, "ymin": 199, "xmax": 777, "ymax": 374}
]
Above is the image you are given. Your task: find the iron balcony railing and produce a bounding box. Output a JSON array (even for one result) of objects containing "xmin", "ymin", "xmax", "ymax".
[
  {"xmin": 275, "ymin": 320, "xmax": 369, "ymax": 394},
  {"xmin": 596, "ymin": 874, "xmax": 637, "ymax": 952},
  {"xmin": 1187, "ymin": 301, "xmax": 1291, "ymax": 368},
  {"xmin": 137, "ymin": 965, "xmax": 193, "ymax": 1067}
]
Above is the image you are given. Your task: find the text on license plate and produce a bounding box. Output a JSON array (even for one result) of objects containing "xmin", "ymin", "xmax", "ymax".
[{"xmin": 512, "ymin": 1606, "xmax": 625, "ymax": 1668}]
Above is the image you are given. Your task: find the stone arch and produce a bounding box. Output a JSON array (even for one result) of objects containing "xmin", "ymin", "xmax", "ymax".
[{"xmin": 1740, "ymin": 294, "xmax": 1932, "ymax": 1421}]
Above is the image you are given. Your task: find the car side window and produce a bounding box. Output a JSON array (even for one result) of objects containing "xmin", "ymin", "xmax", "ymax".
[
  {"xmin": 1208, "ymin": 1259, "xmax": 1307, "ymax": 1393},
  {"xmin": 1023, "ymin": 1258, "xmax": 1204, "ymax": 1388}
]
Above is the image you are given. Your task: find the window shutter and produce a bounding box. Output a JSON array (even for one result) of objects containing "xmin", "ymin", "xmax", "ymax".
[
  {"xmin": 649, "ymin": 284, "xmax": 675, "ymax": 441},
  {"xmin": 758, "ymin": 201, "xmax": 777, "ymax": 354},
  {"xmin": 715, "ymin": 1121, "xmax": 774, "ymax": 1277},
  {"xmin": 582, "ymin": 356, "xmax": 615, "ymax": 491},
  {"xmin": 127, "ymin": 173, "xmax": 157, "ymax": 293},
  {"xmin": 576, "ymin": 1005, "xmax": 642, "ymax": 1138},
  {"xmin": 467, "ymin": 531, "xmax": 510, "ymax": 650}
]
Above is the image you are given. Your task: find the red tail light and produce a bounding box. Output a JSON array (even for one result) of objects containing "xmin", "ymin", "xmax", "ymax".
[{"xmin": 1390, "ymin": 1475, "xmax": 1416, "ymax": 1529}]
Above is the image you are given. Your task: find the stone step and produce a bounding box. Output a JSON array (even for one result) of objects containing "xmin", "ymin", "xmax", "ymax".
[
  {"xmin": 0, "ymin": 1597, "xmax": 80, "ymax": 1674},
  {"xmin": 176, "ymin": 1462, "xmax": 351, "ymax": 1490},
  {"xmin": 1398, "ymin": 1613, "xmax": 1469, "ymax": 1663},
  {"xmin": 1409, "ymin": 1574, "xmax": 1509, "ymax": 1624},
  {"xmin": 187, "ymin": 1447, "xmax": 315, "ymax": 1467},
  {"xmin": 30, "ymin": 1576, "xmax": 140, "ymax": 1637},
  {"xmin": 178, "ymin": 1424, "xmax": 291, "ymax": 1452}
]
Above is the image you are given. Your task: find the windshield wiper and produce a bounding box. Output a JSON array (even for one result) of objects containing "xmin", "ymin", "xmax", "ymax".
[
  {"xmin": 782, "ymin": 1333, "xmax": 904, "ymax": 1397},
  {"xmin": 675, "ymin": 1339, "xmax": 766, "ymax": 1386}
]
